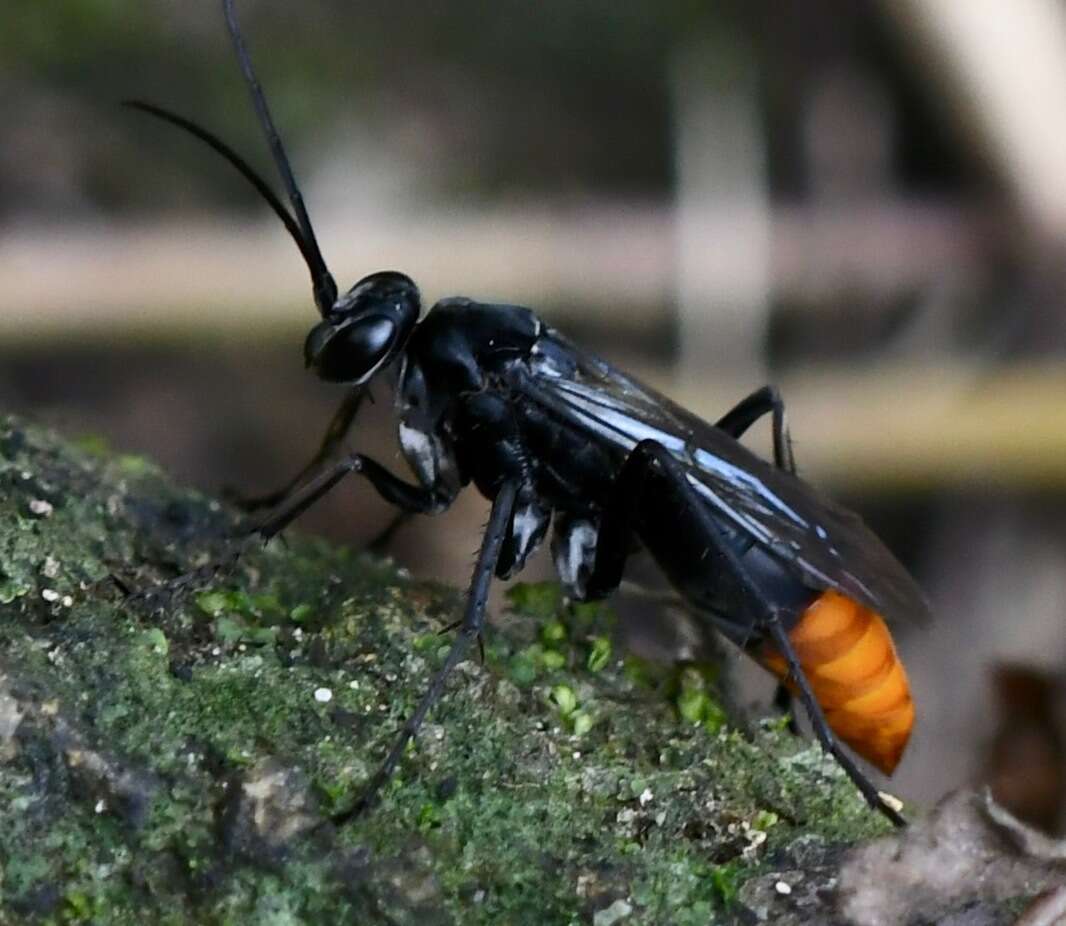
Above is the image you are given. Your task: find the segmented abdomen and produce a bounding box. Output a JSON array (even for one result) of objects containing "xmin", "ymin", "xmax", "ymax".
[{"xmin": 757, "ymin": 589, "xmax": 914, "ymax": 775}]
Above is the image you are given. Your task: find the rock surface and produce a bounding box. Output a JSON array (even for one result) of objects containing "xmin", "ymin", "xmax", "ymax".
[{"xmin": 0, "ymin": 416, "xmax": 1061, "ymax": 924}]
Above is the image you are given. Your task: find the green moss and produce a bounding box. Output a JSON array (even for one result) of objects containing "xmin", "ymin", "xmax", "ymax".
[
  {"xmin": 0, "ymin": 415, "xmax": 894, "ymax": 925},
  {"xmin": 586, "ymin": 635, "xmax": 612, "ymax": 673},
  {"xmin": 709, "ymin": 863, "xmax": 742, "ymax": 908}
]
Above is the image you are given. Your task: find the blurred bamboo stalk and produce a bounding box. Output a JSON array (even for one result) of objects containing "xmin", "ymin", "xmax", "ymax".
[
  {"xmin": 881, "ymin": 0, "xmax": 1066, "ymax": 241},
  {"xmin": 0, "ymin": 208, "xmax": 671, "ymax": 339},
  {"xmin": 672, "ymin": 36, "xmax": 770, "ymax": 384},
  {"xmin": 0, "ymin": 200, "xmax": 988, "ymax": 340}
]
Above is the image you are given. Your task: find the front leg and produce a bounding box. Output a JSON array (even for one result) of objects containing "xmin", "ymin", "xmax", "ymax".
[
  {"xmin": 255, "ymin": 452, "xmax": 447, "ymax": 542},
  {"xmin": 230, "ymin": 388, "xmax": 415, "ymax": 554},
  {"xmin": 230, "ymin": 388, "xmax": 365, "ymax": 512},
  {"xmin": 135, "ymin": 453, "xmax": 449, "ymax": 603}
]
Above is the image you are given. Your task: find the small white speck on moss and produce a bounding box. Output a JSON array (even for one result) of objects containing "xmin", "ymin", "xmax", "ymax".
[
  {"xmin": 639, "ymin": 787, "xmax": 653, "ymax": 806},
  {"xmin": 775, "ymin": 880, "xmax": 792, "ymax": 895},
  {"xmin": 314, "ymin": 687, "xmax": 333, "ymax": 704},
  {"xmin": 41, "ymin": 589, "xmax": 60, "ymax": 603},
  {"xmin": 29, "ymin": 499, "xmax": 53, "ymax": 517},
  {"xmin": 593, "ymin": 899, "xmax": 633, "ymax": 926},
  {"xmin": 94, "ymin": 799, "xmax": 106, "ymax": 814}
]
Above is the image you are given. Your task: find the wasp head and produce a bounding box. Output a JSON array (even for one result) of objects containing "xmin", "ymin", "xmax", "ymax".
[{"xmin": 304, "ymin": 271, "xmax": 421, "ymax": 384}]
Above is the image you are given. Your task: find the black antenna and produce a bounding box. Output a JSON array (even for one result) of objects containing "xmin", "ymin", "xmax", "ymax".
[
  {"xmin": 123, "ymin": 100, "xmax": 320, "ymax": 279},
  {"xmin": 222, "ymin": 0, "xmax": 337, "ymax": 315}
]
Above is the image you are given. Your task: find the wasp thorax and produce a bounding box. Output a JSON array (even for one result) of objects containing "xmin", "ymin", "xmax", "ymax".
[{"xmin": 304, "ymin": 271, "xmax": 421, "ymax": 384}]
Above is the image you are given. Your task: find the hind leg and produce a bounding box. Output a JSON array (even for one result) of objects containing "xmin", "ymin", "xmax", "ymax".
[
  {"xmin": 715, "ymin": 385, "xmax": 796, "ymax": 475},
  {"xmin": 716, "ymin": 386, "xmax": 800, "ymax": 724},
  {"xmin": 587, "ymin": 439, "xmax": 905, "ymax": 827}
]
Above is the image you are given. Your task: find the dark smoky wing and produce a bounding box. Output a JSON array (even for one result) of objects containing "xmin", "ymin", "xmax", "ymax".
[
  {"xmin": 523, "ymin": 329, "xmax": 706, "ymax": 446},
  {"xmin": 683, "ymin": 449, "xmax": 932, "ymax": 625},
  {"xmin": 517, "ymin": 330, "xmax": 931, "ymax": 626}
]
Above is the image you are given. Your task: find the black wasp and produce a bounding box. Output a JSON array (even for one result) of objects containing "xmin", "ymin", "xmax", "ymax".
[{"xmin": 128, "ymin": 0, "xmax": 930, "ymax": 827}]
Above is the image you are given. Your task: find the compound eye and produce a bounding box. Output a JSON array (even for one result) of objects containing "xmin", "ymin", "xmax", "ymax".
[
  {"xmin": 306, "ymin": 315, "xmax": 397, "ymax": 383},
  {"xmin": 339, "ymin": 315, "xmax": 395, "ymax": 360}
]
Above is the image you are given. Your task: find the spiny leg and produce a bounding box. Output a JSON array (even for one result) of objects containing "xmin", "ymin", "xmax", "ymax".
[
  {"xmin": 715, "ymin": 384, "xmax": 796, "ymax": 475},
  {"xmin": 588, "ymin": 386, "xmax": 797, "ymax": 599},
  {"xmin": 616, "ymin": 440, "xmax": 905, "ymax": 827},
  {"xmin": 763, "ymin": 612, "xmax": 905, "ymax": 826},
  {"xmin": 716, "ymin": 386, "xmax": 798, "ymax": 724},
  {"xmin": 596, "ymin": 388, "xmax": 801, "ymax": 721},
  {"xmin": 336, "ymin": 480, "xmax": 519, "ymax": 822},
  {"xmin": 591, "ymin": 385, "xmax": 796, "ymax": 594},
  {"xmin": 229, "ymin": 388, "xmax": 365, "ymax": 512},
  {"xmin": 579, "ymin": 440, "xmax": 744, "ymax": 721}
]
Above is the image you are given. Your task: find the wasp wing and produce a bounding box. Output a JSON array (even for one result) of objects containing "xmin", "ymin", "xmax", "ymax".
[{"xmin": 513, "ymin": 328, "xmax": 931, "ymax": 626}]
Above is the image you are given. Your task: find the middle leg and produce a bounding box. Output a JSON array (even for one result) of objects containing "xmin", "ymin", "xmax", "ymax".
[
  {"xmin": 336, "ymin": 480, "xmax": 519, "ymax": 821},
  {"xmin": 716, "ymin": 385, "xmax": 798, "ymax": 722}
]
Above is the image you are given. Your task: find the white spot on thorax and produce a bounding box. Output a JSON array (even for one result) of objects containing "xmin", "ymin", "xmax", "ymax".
[
  {"xmin": 554, "ymin": 520, "xmax": 598, "ymax": 596},
  {"xmin": 513, "ymin": 505, "xmax": 541, "ymax": 552},
  {"xmin": 398, "ymin": 421, "xmax": 437, "ymax": 487}
]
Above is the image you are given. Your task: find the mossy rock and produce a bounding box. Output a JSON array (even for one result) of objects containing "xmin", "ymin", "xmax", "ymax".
[{"xmin": 0, "ymin": 416, "xmax": 897, "ymax": 925}]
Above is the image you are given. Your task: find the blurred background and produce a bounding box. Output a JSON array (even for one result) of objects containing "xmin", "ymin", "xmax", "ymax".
[{"xmin": 5, "ymin": 0, "xmax": 1066, "ymax": 830}]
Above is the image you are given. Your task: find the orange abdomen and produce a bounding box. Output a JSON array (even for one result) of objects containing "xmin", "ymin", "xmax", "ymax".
[{"xmin": 757, "ymin": 589, "xmax": 914, "ymax": 775}]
